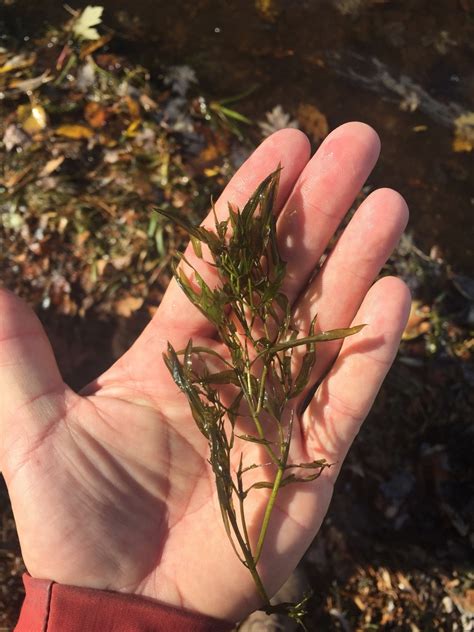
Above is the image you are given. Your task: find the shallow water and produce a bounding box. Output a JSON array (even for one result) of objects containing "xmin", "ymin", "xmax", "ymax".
[{"xmin": 5, "ymin": 0, "xmax": 474, "ymax": 272}]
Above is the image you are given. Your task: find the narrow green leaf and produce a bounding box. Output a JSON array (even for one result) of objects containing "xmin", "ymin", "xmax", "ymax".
[
  {"xmin": 190, "ymin": 235, "xmax": 203, "ymax": 258},
  {"xmin": 267, "ymin": 324, "xmax": 367, "ymax": 354},
  {"xmin": 248, "ymin": 480, "xmax": 274, "ymax": 490},
  {"xmin": 218, "ymin": 105, "xmax": 252, "ymax": 125},
  {"xmin": 199, "ymin": 369, "xmax": 240, "ymax": 385},
  {"xmin": 236, "ymin": 434, "xmax": 273, "ymax": 446}
]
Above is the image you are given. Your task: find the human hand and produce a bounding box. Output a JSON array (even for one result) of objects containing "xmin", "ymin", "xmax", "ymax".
[{"xmin": 0, "ymin": 122, "xmax": 410, "ymax": 622}]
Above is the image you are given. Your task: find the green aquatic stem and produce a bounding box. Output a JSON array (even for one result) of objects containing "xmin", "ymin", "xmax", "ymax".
[
  {"xmin": 254, "ymin": 464, "xmax": 284, "ymax": 565},
  {"xmin": 158, "ymin": 167, "xmax": 364, "ymax": 625}
]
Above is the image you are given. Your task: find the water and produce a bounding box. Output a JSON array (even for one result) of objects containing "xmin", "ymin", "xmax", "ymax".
[{"xmin": 4, "ymin": 0, "xmax": 473, "ymax": 272}]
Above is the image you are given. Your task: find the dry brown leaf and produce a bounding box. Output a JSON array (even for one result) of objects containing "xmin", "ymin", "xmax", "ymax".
[
  {"xmin": 55, "ymin": 124, "xmax": 94, "ymax": 139},
  {"xmin": 199, "ymin": 143, "xmax": 221, "ymax": 163},
  {"xmin": 80, "ymin": 34, "xmax": 113, "ymax": 59},
  {"xmin": 0, "ymin": 54, "xmax": 36, "ymax": 74},
  {"xmin": 255, "ymin": 0, "xmax": 280, "ymax": 22},
  {"xmin": 139, "ymin": 94, "xmax": 158, "ymax": 111},
  {"xmin": 2, "ymin": 167, "xmax": 31, "ymax": 189},
  {"xmin": 84, "ymin": 101, "xmax": 108, "ymax": 128},
  {"xmin": 452, "ymin": 137, "xmax": 473, "ymax": 152},
  {"xmin": 111, "ymin": 254, "xmax": 132, "ymax": 270},
  {"xmin": 453, "ymin": 111, "xmax": 474, "ymax": 152},
  {"xmin": 297, "ymin": 103, "xmax": 329, "ymax": 143},
  {"xmin": 76, "ymin": 230, "xmax": 91, "ymax": 246},
  {"xmin": 402, "ymin": 300, "xmax": 431, "ymax": 340},
  {"xmin": 115, "ymin": 295, "xmax": 144, "ymax": 317},
  {"xmin": 8, "ymin": 71, "xmax": 52, "ymax": 92},
  {"xmin": 125, "ymin": 95, "xmax": 141, "ymax": 120},
  {"xmin": 39, "ymin": 156, "xmax": 65, "ymax": 178}
]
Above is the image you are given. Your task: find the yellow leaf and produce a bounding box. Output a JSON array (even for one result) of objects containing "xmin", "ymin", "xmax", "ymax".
[
  {"xmin": 124, "ymin": 119, "xmax": 141, "ymax": 137},
  {"xmin": 17, "ymin": 104, "xmax": 48, "ymax": 134},
  {"xmin": 453, "ymin": 111, "xmax": 474, "ymax": 152},
  {"xmin": 452, "ymin": 137, "xmax": 473, "ymax": 153},
  {"xmin": 204, "ymin": 166, "xmax": 220, "ymax": 177},
  {"xmin": 73, "ymin": 6, "xmax": 104, "ymax": 41},
  {"xmin": 55, "ymin": 124, "xmax": 94, "ymax": 139},
  {"xmin": 0, "ymin": 54, "xmax": 35, "ymax": 74}
]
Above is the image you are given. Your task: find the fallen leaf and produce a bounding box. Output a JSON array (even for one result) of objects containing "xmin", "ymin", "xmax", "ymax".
[
  {"xmin": 55, "ymin": 124, "xmax": 94, "ymax": 139},
  {"xmin": 452, "ymin": 137, "xmax": 473, "ymax": 152},
  {"xmin": 95, "ymin": 259, "xmax": 109, "ymax": 276},
  {"xmin": 0, "ymin": 54, "xmax": 35, "ymax": 74},
  {"xmin": 2, "ymin": 124, "xmax": 29, "ymax": 151},
  {"xmin": 76, "ymin": 230, "xmax": 91, "ymax": 246},
  {"xmin": 8, "ymin": 71, "xmax": 52, "ymax": 92},
  {"xmin": 125, "ymin": 95, "xmax": 141, "ymax": 120},
  {"xmin": 297, "ymin": 103, "xmax": 329, "ymax": 143},
  {"xmin": 73, "ymin": 6, "xmax": 104, "ymax": 41},
  {"xmin": 124, "ymin": 119, "xmax": 141, "ymax": 137},
  {"xmin": 204, "ymin": 166, "xmax": 220, "ymax": 177},
  {"xmin": 85, "ymin": 101, "xmax": 107, "ymax": 128},
  {"xmin": 80, "ymin": 34, "xmax": 112, "ymax": 59},
  {"xmin": 258, "ymin": 105, "xmax": 298, "ymax": 137},
  {"xmin": 39, "ymin": 156, "xmax": 65, "ymax": 178},
  {"xmin": 18, "ymin": 104, "xmax": 48, "ymax": 134},
  {"xmin": 453, "ymin": 111, "xmax": 474, "ymax": 152},
  {"xmin": 2, "ymin": 166, "xmax": 31, "ymax": 189},
  {"xmin": 111, "ymin": 254, "xmax": 132, "ymax": 270},
  {"xmin": 255, "ymin": 0, "xmax": 280, "ymax": 22},
  {"xmin": 403, "ymin": 300, "xmax": 431, "ymax": 340},
  {"xmin": 115, "ymin": 295, "xmax": 144, "ymax": 317},
  {"xmin": 103, "ymin": 149, "xmax": 121, "ymax": 163},
  {"xmin": 139, "ymin": 94, "xmax": 158, "ymax": 111}
]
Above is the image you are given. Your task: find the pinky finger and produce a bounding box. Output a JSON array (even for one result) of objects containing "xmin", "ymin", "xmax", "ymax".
[{"xmin": 301, "ymin": 276, "xmax": 411, "ymax": 476}]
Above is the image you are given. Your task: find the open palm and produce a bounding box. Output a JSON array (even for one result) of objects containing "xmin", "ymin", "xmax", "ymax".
[{"xmin": 0, "ymin": 123, "xmax": 410, "ymax": 623}]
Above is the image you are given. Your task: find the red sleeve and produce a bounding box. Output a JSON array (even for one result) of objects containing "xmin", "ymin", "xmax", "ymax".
[{"xmin": 15, "ymin": 574, "xmax": 234, "ymax": 632}]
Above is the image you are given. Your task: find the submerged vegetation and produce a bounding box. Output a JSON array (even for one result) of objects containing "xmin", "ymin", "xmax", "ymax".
[
  {"xmin": 160, "ymin": 169, "xmax": 363, "ymax": 625},
  {"xmin": 1, "ymin": 4, "xmax": 473, "ymax": 630},
  {"xmin": 0, "ymin": 5, "xmax": 250, "ymax": 326}
]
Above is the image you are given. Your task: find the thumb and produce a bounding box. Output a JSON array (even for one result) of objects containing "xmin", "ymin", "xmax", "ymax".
[{"xmin": 0, "ymin": 289, "xmax": 70, "ymax": 471}]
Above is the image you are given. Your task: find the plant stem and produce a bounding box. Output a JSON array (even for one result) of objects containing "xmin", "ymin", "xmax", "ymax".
[
  {"xmin": 254, "ymin": 464, "xmax": 284, "ymax": 565},
  {"xmin": 226, "ymin": 503, "xmax": 270, "ymax": 604}
]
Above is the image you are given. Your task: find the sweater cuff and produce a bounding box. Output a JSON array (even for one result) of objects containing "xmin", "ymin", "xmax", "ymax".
[{"xmin": 16, "ymin": 574, "xmax": 234, "ymax": 632}]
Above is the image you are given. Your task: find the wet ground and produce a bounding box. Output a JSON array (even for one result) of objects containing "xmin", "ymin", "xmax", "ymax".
[{"xmin": 4, "ymin": 0, "xmax": 474, "ymax": 273}]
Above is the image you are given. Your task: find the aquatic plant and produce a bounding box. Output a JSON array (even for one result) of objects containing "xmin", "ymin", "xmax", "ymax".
[{"xmin": 158, "ymin": 168, "xmax": 364, "ymax": 626}]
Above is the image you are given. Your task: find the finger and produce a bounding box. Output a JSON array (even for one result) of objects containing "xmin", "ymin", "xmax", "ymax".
[
  {"xmin": 301, "ymin": 276, "xmax": 411, "ymax": 472},
  {"xmin": 153, "ymin": 129, "xmax": 311, "ymax": 343},
  {"xmin": 292, "ymin": 187, "xmax": 409, "ymax": 401},
  {"xmin": 0, "ymin": 290, "xmax": 72, "ymax": 472},
  {"xmin": 277, "ymin": 122, "xmax": 381, "ymax": 304}
]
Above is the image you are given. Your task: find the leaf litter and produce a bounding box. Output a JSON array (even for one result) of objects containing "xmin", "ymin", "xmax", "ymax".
[{"xmin": 0, "ymin": 5, "xmax": 473, "ymax": 631}]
